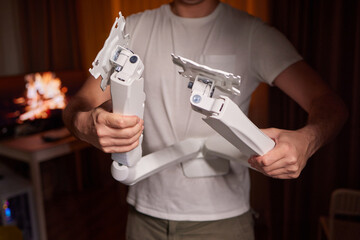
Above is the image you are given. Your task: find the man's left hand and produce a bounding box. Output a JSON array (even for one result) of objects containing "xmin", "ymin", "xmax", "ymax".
[{"xmin": 248, "ymin": 127, "xmax": 314, "ymax": 179}]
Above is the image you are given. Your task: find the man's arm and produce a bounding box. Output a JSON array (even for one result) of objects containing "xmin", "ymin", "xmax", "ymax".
[
  {"xmin": 249, "ymin": 60, "xmax": 348, "ymax": 179},
  {"xmin": 62, "ymin": 76, "xmax": 144, "ymax": 153}
]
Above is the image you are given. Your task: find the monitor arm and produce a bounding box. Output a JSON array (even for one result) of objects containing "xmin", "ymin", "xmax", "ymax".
[
  {"xmin": 172, "ymin": 54, "xmax": 275, "ymax": 156},
  {"xmin": 87, "ymin": 13, "xmax": 273, "ymax": 186},
  {"xmin": 88, "ymin": 13, "xmax": 204, "ymax": 185}
]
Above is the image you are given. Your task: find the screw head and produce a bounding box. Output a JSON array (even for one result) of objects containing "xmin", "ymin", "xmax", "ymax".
[{"xmin": 192, "ymin": 94, "xmax": 202, "ymax": 104}]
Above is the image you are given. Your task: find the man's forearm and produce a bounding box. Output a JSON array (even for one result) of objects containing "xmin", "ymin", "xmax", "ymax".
[
  {"xmin": 62, "ymin": 96, "xmax": 93, "ymax": 141},
  {"xmin": 298, "ymin": 92, "xmax": 348, "ymax": 157}
]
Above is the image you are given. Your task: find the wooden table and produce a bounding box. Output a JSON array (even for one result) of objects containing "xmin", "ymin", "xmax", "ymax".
[{"xmin": 0, "ymin": 128, "xmax": 89, "ymax": 240}]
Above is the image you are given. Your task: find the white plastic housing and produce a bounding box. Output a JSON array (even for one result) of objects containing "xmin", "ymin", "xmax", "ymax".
[
  {"xmin": 202, "ymin": 96, "xmax": 275, "ymax": 156},
  {"xmin": 203, "ymin": 134, "xmax": 253, "ymax": 169},
  {"xmin": 111, "ymin": 138, "xmax": 203, "ymax": 185},
  {"xmin": 110, "ymin": 57, "xmax": 145, "ymax": 166}
]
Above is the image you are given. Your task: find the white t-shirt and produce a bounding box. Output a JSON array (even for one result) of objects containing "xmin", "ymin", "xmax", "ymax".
[{"xmin": 125, "ymin": 3, "xmax": 302, "ymax": 221}]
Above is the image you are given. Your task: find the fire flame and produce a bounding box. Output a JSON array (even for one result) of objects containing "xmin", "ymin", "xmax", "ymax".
[{"xmin": 14, "ymin": 72, "xmax": 67, "ymax": 123}]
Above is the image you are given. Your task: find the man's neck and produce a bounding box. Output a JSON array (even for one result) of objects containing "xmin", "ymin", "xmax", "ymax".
[{"xmin": 170, "ymin": 0, "xmax": 220, "ymax": 18}]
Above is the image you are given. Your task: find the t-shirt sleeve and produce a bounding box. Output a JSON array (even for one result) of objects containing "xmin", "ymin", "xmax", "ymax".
[{"xmin": 249, "ymin": 19, "xmax": 303, "ymax": 85}]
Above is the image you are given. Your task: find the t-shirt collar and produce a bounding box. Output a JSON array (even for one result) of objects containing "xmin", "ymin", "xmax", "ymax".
[{"xmin": 164, "ymin": 2, "xmax": 223, "ymax": 24}]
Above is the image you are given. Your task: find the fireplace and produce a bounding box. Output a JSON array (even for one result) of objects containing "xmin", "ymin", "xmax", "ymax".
[{"xmin": 0, "ymin": 70, "xmax": 86, "ymax": 139}]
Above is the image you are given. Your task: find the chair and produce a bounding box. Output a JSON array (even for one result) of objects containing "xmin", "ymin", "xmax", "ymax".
[{"xmin": 318, "ymin": 188, "xmax": 360, "ymax": 240}]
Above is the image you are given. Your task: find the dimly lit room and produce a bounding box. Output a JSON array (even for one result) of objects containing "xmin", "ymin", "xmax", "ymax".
[{"xmin": 0, "ymin": 0, "xmax": 359, "ymax": 240}]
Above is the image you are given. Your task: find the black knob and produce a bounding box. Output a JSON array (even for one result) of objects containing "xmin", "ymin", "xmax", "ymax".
[{"xmin": 130, "ymin": 56, "xmax": 138, "ymax": 63}]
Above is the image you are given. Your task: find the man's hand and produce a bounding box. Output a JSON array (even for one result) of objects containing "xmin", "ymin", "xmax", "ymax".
[
  {"xmin": 249, "ymin": 61, "xmax": 348, "ymax": 179},
  {"xmin": 248, "ymin": 127, "xmax": 315, "ymax": 179},
  {"xmin": 76, "ymin": 100, "xmax": 144, "ymax": 153}
]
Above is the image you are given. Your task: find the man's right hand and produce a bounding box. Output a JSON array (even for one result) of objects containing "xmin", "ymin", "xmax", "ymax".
[{"xmin": 76, "ymin": 100, "xmax": 144, "ymax": 153}]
